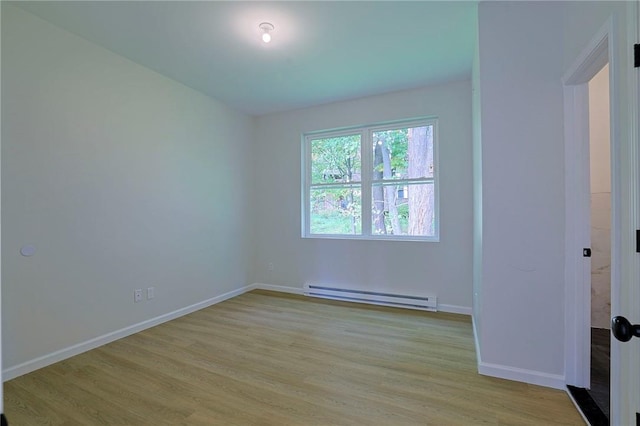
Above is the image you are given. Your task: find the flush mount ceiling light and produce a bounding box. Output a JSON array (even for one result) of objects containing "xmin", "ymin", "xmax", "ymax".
[{"xmin": 259, "ymin": 22, "xmax": 274, "ymax": 43}]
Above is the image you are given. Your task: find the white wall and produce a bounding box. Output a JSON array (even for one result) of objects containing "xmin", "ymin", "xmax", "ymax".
[
  {"xmin": 589, "ymin": 65, "xmax": 611, "ymax": 195},
  {"xmin": 588, "ymin": 64, "xmax": 611, "ymax": 329},
  {"xmin": 472, "ymin": 27, "xmax": 483, "ymax": 344},
  {"xmin": 475, "ymin": 1, "xmax": 566, "ymax": 386},
  {"xmin": 1, "ymin": 5, "xmax": 253, "ymax": 373},
  {"xmin": 251, "ymin": 81, "xmax": 473, "ymax": 311}
]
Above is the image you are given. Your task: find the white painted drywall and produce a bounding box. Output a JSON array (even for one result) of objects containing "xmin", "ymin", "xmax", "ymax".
[
  {"xmin": 472, "ymin": 28, "xmax": 483, "ymax": 344},
  {"xmin": 476, "ymin": 1, "xmax": 566, "ymax": 378},
  {"xmin": 589, "ymin": 65, "xmax": 611, "ymax": 194},
  {"xmin": 251, "ymin": 81, "xmax": 473, "ymax": 310},
  {"xmin": 588, "ymin": 64, "xmax": 611, "ymax": 329},
  {"xmin": 1, "ymin": 5, "xmax": 252, "ymax": 370}
]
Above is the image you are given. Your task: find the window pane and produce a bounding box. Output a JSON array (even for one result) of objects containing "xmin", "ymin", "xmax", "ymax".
[
  {"xmin": 310, "ymin": 187, "xmax": 361, "ymax": 235},
  {"xmin": 372, "ymin": 125, "xmax": 433, "ymax": 180},
  {"xmin": 371, "ymin": 183, "xmax": 435, "ymax": 236},
  {"xmin": 311, "ymin": 135, "xmax": 361, "ymax": 184}
]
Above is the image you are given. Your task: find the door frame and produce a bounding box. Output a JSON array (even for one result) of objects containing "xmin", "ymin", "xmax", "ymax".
[
  {"xmin": 564, "ymin": 3, "xmax": 640, "ymax": 423},
  {"xmin": 621, "ymin": 1, "xmax": 640, "ymax": 422},
  {"xmin": 563, "ymin": 17, "xmax": 617, "ymax": 390}
]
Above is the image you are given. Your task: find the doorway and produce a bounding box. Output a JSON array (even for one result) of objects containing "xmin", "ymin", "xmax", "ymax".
[
  {"xmin": 565, "ymin": 3, "xmax": 640, "ymax": 424},
  {"xmin": 587, "ymin": 62, "xmax": 611, "ymax": 421},
  {"xmin": 562, "ymin": 18, "xmax": 619, "ymax": 426}
]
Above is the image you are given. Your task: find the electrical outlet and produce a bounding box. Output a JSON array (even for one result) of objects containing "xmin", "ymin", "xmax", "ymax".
[
  {"xmin": 134, "ymin": 289, "xmax": 143, "ymax": 303},
  {"xmin": 147, "ymin": 287, "xmax": 155, "ymax": 300},
  {"xmin": 268, "ymin": 262, "xmax": 274, "ymax": 271}
]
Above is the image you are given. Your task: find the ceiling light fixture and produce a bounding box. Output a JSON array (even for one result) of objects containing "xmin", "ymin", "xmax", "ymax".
[{"xmin": 259, "ymin": 22, "xmax": 274, "ymax": 43}]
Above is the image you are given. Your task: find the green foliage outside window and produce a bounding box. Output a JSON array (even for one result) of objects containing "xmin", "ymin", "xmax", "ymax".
[{"xmin": 306, "ymin": 121, "xmax": 436, "ymax": 238}]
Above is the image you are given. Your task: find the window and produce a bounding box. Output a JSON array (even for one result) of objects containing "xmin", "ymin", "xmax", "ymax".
[{"xmin": 303, "ymin": 118, "xmax": 438, "ymax": 241}]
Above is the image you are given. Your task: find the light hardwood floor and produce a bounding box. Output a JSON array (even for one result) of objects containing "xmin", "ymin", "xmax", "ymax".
[{"xmin": 5, "ymin": 290, "xmax": 583, "ymax": 425}]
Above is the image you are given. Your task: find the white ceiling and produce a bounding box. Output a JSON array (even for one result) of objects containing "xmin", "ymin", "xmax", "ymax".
[{"xmin": 14, "ymin": 1, "xmax": 478, "ymax": 116}]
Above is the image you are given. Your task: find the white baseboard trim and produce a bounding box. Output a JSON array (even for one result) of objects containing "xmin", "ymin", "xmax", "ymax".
[
  {"xmin": 438, "ymin": 304, "xmax": 472, "ymax": 315},
  {"xmin": 250, "ymin": 283, "xmax": 304, "ymax": 295},
  {"xmin": 473, "ymin": 316, "xmax": 566, "ymax": 390},
  {"xmin": 3, "ymin": 285, "xmax": 253, "ymax": 381},
  {"xmin": 478, "ymin": 361, "xmax": 566, "ymax": 390}
]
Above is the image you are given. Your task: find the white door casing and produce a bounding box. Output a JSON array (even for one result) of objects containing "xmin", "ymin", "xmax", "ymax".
[
  {"xmin": 563, "ymin": 18, "xmax": 612, "ymax": 390},
  {"xmin": 614, "ymin": 1, "xmax": 640, "ymax": 422},
  {"xmin": 564, "ymin": 3, "xmax": 640, "ymax": 423}
]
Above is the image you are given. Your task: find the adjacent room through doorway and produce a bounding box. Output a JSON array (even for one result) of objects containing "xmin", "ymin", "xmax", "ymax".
[{"xmin": 587, "ymin": 62, "xmax": 611, "ymax": 422}]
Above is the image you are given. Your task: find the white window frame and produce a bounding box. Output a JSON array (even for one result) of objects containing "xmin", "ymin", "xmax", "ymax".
[{"xmin": 302, "ymin": 118, "xmax": 439, "ymax": 242}]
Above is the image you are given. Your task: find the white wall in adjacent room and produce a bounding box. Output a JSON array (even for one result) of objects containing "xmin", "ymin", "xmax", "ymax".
[{"xmin": 588, "ymin": 64, "xmax": 611, "ymax": 329}]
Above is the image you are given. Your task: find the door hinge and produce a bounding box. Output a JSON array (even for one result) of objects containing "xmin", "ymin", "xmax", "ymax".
[
  {"xmin": 637, "ymin": 230, "xmax": 640, "ymax": 253},
  {"xmin": 635, "ymin": 43, "xmax": 640, "ymax": 68},
  {"xmin": 583, "ymin": 248, "xmax": 591, "ymax": 257}
]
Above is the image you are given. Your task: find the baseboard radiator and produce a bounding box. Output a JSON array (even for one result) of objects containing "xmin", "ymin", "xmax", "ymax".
[{"xmin": 304, "ymin": 284, "xmax": 437, "ymax": 312}]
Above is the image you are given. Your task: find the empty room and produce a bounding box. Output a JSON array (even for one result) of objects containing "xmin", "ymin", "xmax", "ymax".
[{"xmin": 1, "ymin": 1, "xmax": 639, "ymax": 425}]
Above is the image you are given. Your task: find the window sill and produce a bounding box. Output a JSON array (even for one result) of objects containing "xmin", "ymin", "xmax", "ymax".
[{"xmin": 302, "ymin": 234, "xmax": 439, "ymax": 243}]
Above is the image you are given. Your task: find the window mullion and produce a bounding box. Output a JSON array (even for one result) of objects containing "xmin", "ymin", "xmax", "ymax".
[
  {"xmin": 371, "ymin": 177, "xmax": 435, "ymax": 186},
  {"xmin": 361, "ymin": 129, "xmax": 372, "ymax": 236},
  {"xmin": 303, "ymin": 135, "xmax": 311, "ymax": 237}
]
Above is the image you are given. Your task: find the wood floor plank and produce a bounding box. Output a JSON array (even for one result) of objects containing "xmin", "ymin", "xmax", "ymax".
[{"xmin": 5, "ymin": 290, "xmax": 583, "ymax": 425}]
